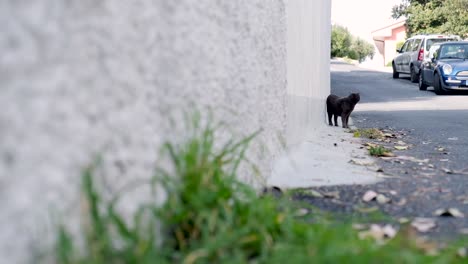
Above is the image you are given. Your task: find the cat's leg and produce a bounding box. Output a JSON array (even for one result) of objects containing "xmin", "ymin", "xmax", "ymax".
[
  {"xmin": 345, "ymin": 114, "xmax": 350, "ymax": 128},
  {"xmin": 334, "ymin": 115, "xmax": 338, "ymax": 126},
  {"xmin": 328, "ymin": 112, "xmax": 333, "ymax": 126},
  {"xmin": 341, "ymin": 113, "xmax": 348, "ymax": 128}
]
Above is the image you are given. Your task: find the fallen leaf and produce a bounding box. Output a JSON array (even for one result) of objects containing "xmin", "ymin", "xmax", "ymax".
[
  {"xmin": 376, "ymin": 194, "xmax": 391, "ymax": 204},
  {"xmin": 395, "ymin": 156, "xmax": 429, "ymax": 163},
  {"xmin": 396, "ymin": 140, "xmax": 407, "ymax": 145},
  {"xmin": 411, "ymin": 218, "xmax": 437, "ymax": 233},
  {"xmin": 323, "ymin": 191, "xmax": 340, "ymax": 199},
  {"xmin": 440, "ymin": 159, "xmax": 449, "ymax": 162},
  {"xmin": 434, "ymin": 208, "xmax": 464, "ymax": 218},
  {"xmin": 422, "ymin": 141, "xmax": 431, "ymax": 145},
  {"xmin": 331, "ymin": 199, "xmax": 344, "ymax": 205},
  {"xmin": 442, "ymin": 168, "xmax": 454, "ymax": 174},
  {"xmin": 437, "ymin": 147, "xmax": 446, "ymax": 152},
  {"xmin": 349, "ymin": 159, "xmax": 375, "ymax": 166},
  {"xmin": 383, "ymin": 133, "xmax": 396, "ymax": 138},
  {"xmin": 396, "ymin": 198, "xmax": 407, "ymax": 206},
  {"xmin": 414, "ymin": 237, "xmax": 440, "ymax": 256},
  {"xmin": 355, "ymin": 206, "xmax": 379, "ymax": 213},
  {"xmin": 295, "ymin": 208, "xmax": 309, "ymax": 217},
  {"xmin": 398, "ymin": 217, "xmax": 410, "ymax": 224},
  {"xmin": 362, "ymin": 190, "xmax": 378, "ymax": 202},
  {"xmin": 352, "ymin": 223, "xmax": 367, "ymax": 230},
  {"xmin": 364, "ymin": 142, "xmax": 378, "ymax": 148},
  {"xmin": 308, "ymin": 190, "xmax": 324, "ymax": 198},
  {"xmin": 389, "ymin": 190, "xmax": 397, "ymax": 195},
  {"xmin": 448, "ymin": 137, "xmax": 458, "ymax": 141},
  {"xmin": 382, "ymin": 224, "xmax": 398, "ymax": 238},
  {"xmin": 458, "ymin": 248, "xmax": 467, "ymax": 258},
  {"xmin": 394, "ymin": 145, "xmax": 409, "ymax": 150},
  {"xmin": 381, "ymin": 152, "xmax": 396, "ymax": 157},
  {"xmin": 358, "ymin": 224, "xmax": 397, "ymax": 242}
]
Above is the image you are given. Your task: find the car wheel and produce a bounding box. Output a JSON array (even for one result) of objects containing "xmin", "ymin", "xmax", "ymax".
[
  {"xmin": 418, "ymin": 73, "xmax": 428, "ymax": 91},
  {"xmin": 433, "ymin": 72, "xmax": 445, "ymax": 95},
  {"xmin": 410, "ymin": 66, "xmax": 418, "ymax": 83},
  {"xmin": 392, "ymin": 63, "xmax": 399, "ymax": 79}
]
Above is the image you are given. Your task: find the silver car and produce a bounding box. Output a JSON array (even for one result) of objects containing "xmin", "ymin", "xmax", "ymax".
[{"xmin": 392, "ymin": 34, "xmax": 460, "ymax": 82}]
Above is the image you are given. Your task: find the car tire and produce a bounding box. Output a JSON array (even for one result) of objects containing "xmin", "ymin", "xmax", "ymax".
[
  {"xmin": 433, "ymin": 72, "xmax": 445, "ymax": 95},
  {"xmin": 419, "ymin": 73, "xmax": 428, "ymax": 91},
  {"xmin": 410, "ymin": 65, "xmax": 418, "ymax": 83},
  {"xmin": 392, "ymin": 63, "xmax": 399, "ymax": 79}
]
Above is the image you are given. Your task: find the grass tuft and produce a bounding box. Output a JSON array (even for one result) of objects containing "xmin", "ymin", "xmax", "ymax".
[
  {"xmin": 53, "ymin": 114, "xmax": 468, "ymax": 264},
  {"xmin": 368, "ymin": 145, "xmax": 391, "ymax": 157}
]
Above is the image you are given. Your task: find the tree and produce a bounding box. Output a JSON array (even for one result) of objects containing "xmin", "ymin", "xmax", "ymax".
[
  {"xmin": 331, "ymin": 25, "xmax": 375, "ymax": 63},
  {"xmin": 350, "ymin": 37, "xmax": 375, "ymax": 63},
  {"xmin": 392, "ymin": 0, "xmax": 468, "ymax": 38},
  {"xmin": 331, "ymin": 25, "xmax": 352, "ymax": 58}
]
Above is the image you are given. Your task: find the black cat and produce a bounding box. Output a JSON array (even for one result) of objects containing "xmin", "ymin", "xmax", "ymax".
[{"xmin": 326, "ymin": 93, "xmax": 360, "ymax": 128}]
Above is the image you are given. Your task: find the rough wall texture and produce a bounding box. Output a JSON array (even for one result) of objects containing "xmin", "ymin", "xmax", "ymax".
[
  {"xmin": 286, "ymin": 0, "xmax": 331, "ymax": 145},
  {"xmin": 0, "ymin": 0, "xmax": 287, "ymax": 262}
]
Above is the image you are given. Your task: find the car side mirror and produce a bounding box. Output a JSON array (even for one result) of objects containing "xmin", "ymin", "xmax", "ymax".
[{"xmin": 396, "ymin": 49, "xmax": 401, "ymax": 53}]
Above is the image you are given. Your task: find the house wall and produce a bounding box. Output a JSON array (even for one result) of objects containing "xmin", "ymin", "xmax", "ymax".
[
  {"xmin": 0, "ymin": 0, "xmax": 330, "ymax": 262},
  {"xmin": 384, "ymin": 25, "xmax": 407, "ymax": 65}
]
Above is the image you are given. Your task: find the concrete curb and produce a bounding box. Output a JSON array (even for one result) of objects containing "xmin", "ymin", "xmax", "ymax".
[{"xmin": 268, "ymin": 121, "xmax": 381, "ymax": 189}]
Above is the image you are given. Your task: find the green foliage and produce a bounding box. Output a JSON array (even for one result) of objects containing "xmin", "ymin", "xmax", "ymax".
[
  {"xmin": 368, "ymin": 146, "xmax": 390, "ymax": 157},
  {"xmin": 396, "ymin": 41, "xmax": 405, "ymax": 51},
  {"xmin": 392, "ymin": 0, "xmax": 468, "ymax": 38},
  {"xmin": 54, "ymin": 114, "xmax": 468, "ymax": 264},
  {"xmin": 331, "ymin": 25, "xmax": 353, "ymax": 58},
  {"xmin": 331, "ymin": 25, "xmax": 375, "ymax": 63}
]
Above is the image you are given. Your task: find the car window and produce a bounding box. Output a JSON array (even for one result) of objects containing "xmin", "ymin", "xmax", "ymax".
[
  {"xmin": 426, "ymin": 38, "xmax": 459, "ymax": 51},
  {"xmin": 400, "ymin": 40, "xmax": 412, "ymax": 52},
  {"xmin": 428, "ymin": 45, "xmax": 440, "ymax": 60},
  {"xmin": 411, "ymin": 39, "xmax": 422, "ymax": 51},
  {"xmin": 439, "ymin": 44, "xmax": 468, "ymax": 59}
]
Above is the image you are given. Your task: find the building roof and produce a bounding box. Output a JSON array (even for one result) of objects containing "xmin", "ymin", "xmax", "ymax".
[{"xmin": 371, "ymin": 18, "xmax": 406, "ymax": 39}]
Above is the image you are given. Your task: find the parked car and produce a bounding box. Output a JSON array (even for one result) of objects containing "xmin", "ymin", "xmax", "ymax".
[
  {"xmin": 419, "ymin": 41, "xmax": 468, "ymax": 95},
  {"xmin": 392, "ymin": 34, "xmax": 460, "ymax": 82}
]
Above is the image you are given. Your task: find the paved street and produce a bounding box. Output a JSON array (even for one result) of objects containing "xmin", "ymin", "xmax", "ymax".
[{"xmin": 300, "ymin": 60, "xmax": 468, "ymax": 240}]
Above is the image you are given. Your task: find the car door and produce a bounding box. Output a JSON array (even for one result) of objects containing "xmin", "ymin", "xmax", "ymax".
[
  {"xmin": 426, "ymin": 45, "xmax": 441, "ymax": 85},
  {"xmin": 395, "ymin": 40, "xmax": 412, "ymax": 72},
  {"xmin": 401, "ymin": 39, "xmax": 416, "ymax": 73}
]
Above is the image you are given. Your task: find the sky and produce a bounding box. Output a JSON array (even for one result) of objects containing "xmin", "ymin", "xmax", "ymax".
[{"xmin": 331, "ymin": 0, "xmax": 403, "ymax": 42}]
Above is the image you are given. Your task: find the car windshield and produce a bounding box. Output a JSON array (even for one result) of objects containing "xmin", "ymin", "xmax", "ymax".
[{"xmin": 439, "ymin": 44, "xmax": 468, "ymax": 59}]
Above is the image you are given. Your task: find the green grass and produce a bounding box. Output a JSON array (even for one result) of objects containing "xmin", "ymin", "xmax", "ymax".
[
  {"xmin": 54, "ymin": 114, "xmax": 467, "ymax": 264},
  {"xmin": 369, "ymin": 145, "xmax": 391, "ymax": 157}
]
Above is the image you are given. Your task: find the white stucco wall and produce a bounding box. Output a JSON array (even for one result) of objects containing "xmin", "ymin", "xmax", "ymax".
[
  {"xmin": 0, "ymin": 0, "xmax": 330, "ymax": 262},
  {"xmin": 286, "ymin": 0, "xmax": 331, "ymax": 145}
]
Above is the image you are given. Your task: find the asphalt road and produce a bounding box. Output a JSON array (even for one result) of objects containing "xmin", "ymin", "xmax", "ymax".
[{"xmin": 298, "ymin": 60, "xmax": 468, "ymax": 240}]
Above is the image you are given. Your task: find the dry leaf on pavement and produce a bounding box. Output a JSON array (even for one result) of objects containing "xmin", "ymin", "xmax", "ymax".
[
  {"xmin": 322, "ymin": 191, "xmax": 340, "ymax": 199},
  {"xmin": 394, "ymin": 145, "xmax": 409, "ymax": 150},
  {"xmin": 362, "ymin": 190, "xmax": 378, "ymax": 202},
  {"xmin": 434, "ymin": 208, "xmax": 464, "ymax": 218},
  {"xmin": 295, "ymin": 208, "xmax": 309, "ymax": 217},
  {"xmin": 376, "ymin": 194, "xmax": 391, "ymax": 204},
  {"xmin": 411, "ymin": 218, "xmax": 437, "ymax": 233},
  {"xmin": 358, "ymin": 224, "xmax": 397, "ymax": 242}
]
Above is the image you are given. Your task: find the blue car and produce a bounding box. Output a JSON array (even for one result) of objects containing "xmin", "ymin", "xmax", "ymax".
[{"xmin": 419, "ymin": 41, "xmax": 468, "ymax": 95}]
